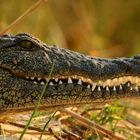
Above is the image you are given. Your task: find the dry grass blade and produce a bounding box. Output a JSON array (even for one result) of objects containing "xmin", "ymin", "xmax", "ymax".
[
  {"xmin": 48, "ymin": 128, "xmax": 62, "ymax": 140},
  {"xmin": 0, "ymin": 0, "xmax": 47, "ymax": 36},
  {"xmin": 3, "ymin": 129, "xmax": 50, "ymax": 135},
  {"xmin": 39, "ymin": 110, "xmax": 57, "ymax": 140},
  {"xmin": 59, "ymin": 108, "xmax": 126, "ymax": 140},
  {"xmin": 62, "ymin": 128, "xmax": 83, "ymax": 139},
  {"xmin": 3, "ymin": 121, "xmax": 46, "ymax": 133}
]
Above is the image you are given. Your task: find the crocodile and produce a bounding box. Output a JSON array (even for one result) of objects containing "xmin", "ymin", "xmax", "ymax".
[{"xmin": 0, "ymin": 33, "xmax": 140, "ymax": 114}]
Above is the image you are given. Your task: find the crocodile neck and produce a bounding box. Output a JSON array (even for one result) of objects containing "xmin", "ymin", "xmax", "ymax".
[{"xmin": 0, "ymin": 33, "xmax": 140, "ymax": 113}]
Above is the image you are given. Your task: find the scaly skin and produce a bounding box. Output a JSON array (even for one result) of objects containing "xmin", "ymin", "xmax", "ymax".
[{"xmin": 0, "ymin": 33, "xmax": 140, "ymax": 113}]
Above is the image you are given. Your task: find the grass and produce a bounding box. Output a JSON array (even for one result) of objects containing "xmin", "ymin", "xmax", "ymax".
[{"xmin": 19, "ymin": 61, "xmax": 55, "ymax": 140}]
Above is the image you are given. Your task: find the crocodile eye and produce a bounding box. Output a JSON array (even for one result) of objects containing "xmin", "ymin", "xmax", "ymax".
[{"xmin": 18, "ymin": 40, "xmax": 33, "ymax": 49}]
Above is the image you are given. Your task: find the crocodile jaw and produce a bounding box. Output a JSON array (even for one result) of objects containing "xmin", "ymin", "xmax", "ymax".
[
  {"xmin": 0, "ymin": 33, "xmax": 140, "ymax": 112},
  {"xmin": 0, "ymin": 64, "xmax": 140, "ymax": 112}
]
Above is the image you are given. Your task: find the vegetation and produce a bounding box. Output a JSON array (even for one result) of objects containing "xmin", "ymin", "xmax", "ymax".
[{"xmin": 0, "ymin": 0, "xmax": 140, "ymax": 139}]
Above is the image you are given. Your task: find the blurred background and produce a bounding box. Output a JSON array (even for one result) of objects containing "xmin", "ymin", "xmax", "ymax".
[{"xmin": 0, "ymin": 0, "xmax": 140, "ymax": 58}]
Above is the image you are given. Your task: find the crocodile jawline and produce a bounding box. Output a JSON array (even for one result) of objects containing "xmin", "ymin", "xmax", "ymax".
[{"xmin": 0, "ymin": 33, "xmax": 140, "ymax": 113}]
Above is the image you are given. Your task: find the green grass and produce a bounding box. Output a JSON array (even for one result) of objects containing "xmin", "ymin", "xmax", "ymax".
[{"xmin": 19, "ymin": 62, "xmax": 55, "ymax": 140}]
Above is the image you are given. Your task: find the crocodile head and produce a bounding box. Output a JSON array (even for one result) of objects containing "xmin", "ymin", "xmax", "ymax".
[{"xmin": 0, "ymin": 33, "xmax": 140, "ymax": 113}]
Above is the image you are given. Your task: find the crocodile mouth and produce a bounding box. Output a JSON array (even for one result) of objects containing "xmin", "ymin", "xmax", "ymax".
[
  {"xmin": 23, "ymin": 74, "xmax": 140, "ymax": 96},
  {"xmin": 1, "ymin": 65, "xmax": 140, "ymax": 97}
]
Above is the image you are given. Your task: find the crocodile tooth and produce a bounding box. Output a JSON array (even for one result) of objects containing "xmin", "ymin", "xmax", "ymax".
[
  {"xmin": 135, "ymin": 86, "xmax": 139, "ymax": 92},
  {"xmin": 119, "ymin": 85, "xmax": 123, "ymax": 90},
  {"xmin": 106, "ymin": 86, "xmax": 109, "ymax": 91},
  {"xmin": 37, "ymin": 77, "xmax": 41, "ymax": 81},
  {"xmin": 33, "ymin": 81, "xmax": 37, "ymax": 84},
  {"xmin": 31, "ymin": 77, "xmax": 35, "ymax": 80},
  {"xmin": 55, "ymin": 78, "xmax": 58, "ymax": 82},
  {"xmin": 92, "ymin": 83, "xmax": 96, "ymax": 91},
  {"xmin": 49, "ymin": 82, "xmax": 54, "ymax": 85},
  {"xmin": 59, "ymin": 80, "xmax": 63, "ymax": 84},
  {"xmin": 78, "ymin": 79, "xmax": 82, "ymax": 85},
  {"xmin": 127, "ymin": 82, "xmax": 130, "ymax": 87},
  {"xmin": 113, "ymin": 86, "xmax": 116, "ymax": 91},
  {"xmin": 130, "ymin": 87, "xmax": 133, "ymax": 90},
  {"xmin": 98, "ymin": 86, "xmax": 101, "ymax": 91},
  {"xmin": 41, "ymin": 81, "xmax": 45, "ymax": 85},
  {"xmin": 25, "ymin": 76, "xmax": 29, "ymax": 79},
  {"xmin": 87, "ymin": 84, "xmax": 90, "ymax": 88},
  {"xmin": 68, "ymin": 77, "xmax": 73, "ymax": 84}
]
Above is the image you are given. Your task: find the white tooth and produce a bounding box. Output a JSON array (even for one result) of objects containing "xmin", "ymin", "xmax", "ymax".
[
  {"xmin": 59, "ymin": 80, "xmax": 63, "ymax": 84},
  {"xmin": 37, "ymin": 77, "xmax": 41, "ymax": 81},
  {"xmin": 119, "ymin": 85, "xmax": 123, "ymax": 90},
  {"xmin": 31, "ymin": 77, "xmax": 34, "ymax": 80},
  {"xmin": 106, "ymin": 86, "xmax": 109, "ymax": 91},
  {"xmin": 25, "ymin": 76, "xmax": 29, "ymax": 79},
  {"xmin": 127, "ymin": 82, "xmax": 130, "ymax": 87},
  {"xmin": 78, "ymin": 79, "xmax": 82, "ymax": 85},
  {"xmin": 135, "ymin": 86, "xmax": 139, "ymax": 92},
  {"xmin": 55, "ymin": 78, "xmax": 58, "ymax": 82},
  {"xmin": 92, "ymin": 83, "xmax": 96, "ymax": 91},
  {"xmin": 33, "ymin": 81, "xmax": 37, "ymax": 84},
  {"xmin": 130, "ymin": 87, "xmax": 133, "ymax": 90},
  {"xmin": 68, "ymin": 77, "xmax": 73, "ymax": 84},
  {"xmin": 113, "ymin": 86, "xmax": 116, "ymax": 91},
  {"xmin": 98, "ymin": 86, "xmax": 101, "ymax": 91},
  {"xmin": 41, "ymin": 81, "xmax": 45, "ymax": 85},
  {"xmin": 49, "ymin": 82, "xmax": 54, "ymax": 85},
  {"xmin": 87, "ymin": 85, "xmax": 90, "ymax": 88}
]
